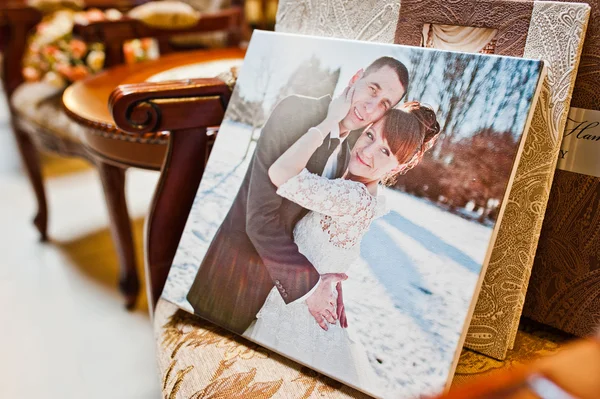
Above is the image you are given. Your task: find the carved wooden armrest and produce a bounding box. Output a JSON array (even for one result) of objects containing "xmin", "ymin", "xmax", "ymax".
[
  {"xmin": 109, "ymin": 77, "xmax": 232, "ymax": 313},
  {"xmin": 110, "ymin": 77, "xmax": 231, "ymax": 133}
]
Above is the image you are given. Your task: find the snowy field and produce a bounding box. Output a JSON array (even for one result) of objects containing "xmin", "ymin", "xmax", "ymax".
[{"xmin": 163, "ymin": 121, "xmax": 493, "ymax": 398}]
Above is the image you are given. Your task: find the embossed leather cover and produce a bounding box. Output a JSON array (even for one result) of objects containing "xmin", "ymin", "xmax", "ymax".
[
  {"xmin": 523, "ymin": 0, "xmax": 600, "ymax": 338},
  {"xmin": 395, "ymin": 0, "xmax": 534, "ymax": 56},
  {"xmin": 395, "ymin": 0, "xmax": 590, "ymax": 360}
]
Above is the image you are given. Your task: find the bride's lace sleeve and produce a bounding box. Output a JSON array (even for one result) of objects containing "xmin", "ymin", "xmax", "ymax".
[{"xmin": 276, "ymin": 168, "xmax": 376, "ymax": 217}]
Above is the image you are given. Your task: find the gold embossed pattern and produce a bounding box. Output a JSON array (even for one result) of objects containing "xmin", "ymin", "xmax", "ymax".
[
  {"xmin": 395, "ymin": 0, "xmax": 534, "ymax": 56},
  {"xmin": 523, "ymin": 0, "xmax": 600, "ymax": 338},
  {"xmin": 275, "ymin": 0, "xmax": 400, "ymax": 43},
  {"xmin": 468, "ymin": 2, "xmax": 590, "ymax": 360},
  {"xmin": 155, "ymin": 300, "xmax": 369, "ymax": 398},
  {"xmin": 467, "ymin": 82, "xmax": 555, "ymax": 358}
]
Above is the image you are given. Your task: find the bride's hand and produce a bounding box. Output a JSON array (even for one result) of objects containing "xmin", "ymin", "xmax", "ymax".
[{"xmin": 325, "ymin": 86, "xmax": 355, "ymax": 124}]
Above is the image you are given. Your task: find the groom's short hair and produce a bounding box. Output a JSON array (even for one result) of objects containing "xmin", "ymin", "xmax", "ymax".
[{"xmin": 364, "ymin": 57, "xmax": 409, "ymax": 102}]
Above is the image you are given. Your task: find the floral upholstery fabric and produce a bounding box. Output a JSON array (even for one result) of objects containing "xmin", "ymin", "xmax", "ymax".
[
  {"xmin": 11, "ymin": 82, "xmax": 85, "ymax": 143},
  {"xmin": 154, "ymin": 299, "xmax": 572, "ymax": 398}
]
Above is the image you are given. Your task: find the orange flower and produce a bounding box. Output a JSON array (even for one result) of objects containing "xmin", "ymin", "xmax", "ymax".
[
  {"xmin": 42, "ymin": 45, "xmax": 60, "ymax": 57},
  {"xmin": 141, "ymin": 38, "xmax": 154, "ymax": 50},
  {"xmin": 70, "ymin": 39, "xmax": 88, "ymax": 59}
]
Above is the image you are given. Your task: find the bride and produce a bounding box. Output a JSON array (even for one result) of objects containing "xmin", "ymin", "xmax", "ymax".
[{"xmin": 244, "ymin": 87, "xmax": 440, "ymax": 388}]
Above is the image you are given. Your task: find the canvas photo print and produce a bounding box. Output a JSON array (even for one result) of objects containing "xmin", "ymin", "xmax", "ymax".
[{"xmin": 162, "ymin": 31, "xmax": 545, "ymax": 398}]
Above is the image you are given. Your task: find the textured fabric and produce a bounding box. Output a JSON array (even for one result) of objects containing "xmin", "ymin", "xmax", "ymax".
[
  {"xmin": 167, "ymin": 0, "xmax": 231, "ymax": 48},
  {"xmin": 178, "ymin": 0, "xmax": 230, "ymax": 12},
  {"xmin": 394, "ymin": 0, "xmax": 535, "ymax": 54},
  {"xmin": 26, "ymin": 0, "xmax": 84, "ymax": 13},
  {"xmin": 11, "ymin": 82, "xmax": 84, "ymax": 143},
  {"xmin": 422, "ymin": 24, "xmax": 497, "ymax": 54},
  {"xmin": 154, "ymin": 298, "xmax": 572, "ymax": 398},
  {"xmin": 128, "ymin": 1, "xmax": 200, "ymax": 29},
  {"xmin": 275, "ymin": 0, "xmax": 400, "ymax": 43}
]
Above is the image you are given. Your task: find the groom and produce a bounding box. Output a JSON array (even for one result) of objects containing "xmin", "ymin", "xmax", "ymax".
[{"xmin": 187, "ymin": 57, "xmax": 408, "ymax": 334}]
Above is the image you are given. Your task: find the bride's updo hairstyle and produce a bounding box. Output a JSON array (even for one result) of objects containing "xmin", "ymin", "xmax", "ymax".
[
  {"xmin": 381, "ymin": 102, "xmax": 441, "ymax": 185},
  {"xmin": 402, "ymin": 101, "xmax": 441, "ymax": 149}
]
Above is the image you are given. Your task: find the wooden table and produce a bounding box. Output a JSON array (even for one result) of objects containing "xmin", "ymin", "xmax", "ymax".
[{"xmin": 63, "ymin": 47, "xmax": 245, "ymax": 170}]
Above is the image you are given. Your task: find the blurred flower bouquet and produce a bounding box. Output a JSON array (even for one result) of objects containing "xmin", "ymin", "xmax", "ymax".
[{"xmin": 22, "ymin": 8, "xmax": 122, "ymax": 88}]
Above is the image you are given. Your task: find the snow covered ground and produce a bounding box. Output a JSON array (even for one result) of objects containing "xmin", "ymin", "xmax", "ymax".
[{"xmin": 163, "ymin": 121, "xmax": 493, "ymax": 398}]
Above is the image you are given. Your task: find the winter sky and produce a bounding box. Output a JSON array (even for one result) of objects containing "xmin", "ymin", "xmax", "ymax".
[{"xmin": 235, "ymin": 30, "xmax": 542, "ymax": 139}]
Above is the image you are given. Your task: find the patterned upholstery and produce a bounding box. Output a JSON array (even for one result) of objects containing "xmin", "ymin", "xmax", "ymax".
[
  {"xmin": 11, "ymin": 82, "xmax": 85, "ymax": 143},
  {"xmin": 154, "ymin": 298, "xmax": 571, "ymax": 398}
]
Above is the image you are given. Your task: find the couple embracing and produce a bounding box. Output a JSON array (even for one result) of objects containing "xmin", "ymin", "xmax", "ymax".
[{"xmin": 187, "ymin": 56, "xmax": 440, "ymax": 383}]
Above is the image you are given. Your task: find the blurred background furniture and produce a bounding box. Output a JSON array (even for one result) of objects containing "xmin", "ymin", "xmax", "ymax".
[{"xmin": 0, "ymin": 0, "xmax": 244, "ymax": 309}]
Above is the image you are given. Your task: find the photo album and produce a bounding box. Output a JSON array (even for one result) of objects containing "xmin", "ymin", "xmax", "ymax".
[{"xmin": 160, "ymin": 30, "xmax": 546, "ymax": 398}]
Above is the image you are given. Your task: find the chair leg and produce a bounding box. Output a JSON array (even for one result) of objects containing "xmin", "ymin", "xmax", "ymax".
[
  {"xmin": 97, "ymin": 161, "xmax": 139, "ymax": 310},
  {"xmin": 14, "ymin": 128, "xmax": 48, "ymax": 242}
]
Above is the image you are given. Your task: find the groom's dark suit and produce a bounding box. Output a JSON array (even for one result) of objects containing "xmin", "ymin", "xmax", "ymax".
[{"xmin": 187, "ymin": 94, "xmax": 359, "ymax": 334}]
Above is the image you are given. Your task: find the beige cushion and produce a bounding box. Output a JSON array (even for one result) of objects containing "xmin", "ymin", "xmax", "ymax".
[
  {"xmin": 178, "ymin": 0, "xmax": 230, "ymax": 13},
  {"xmin": 154, "ymin": 298, "xmax": 569, "ymax": 397},
  {"xmin": 11, "ymin": 82, "xmax": 84, "ymax": 143},
  {"xmin": 26, "ymin": 0, "xmax": 84, "ymax": 13},
  {"xmin": 128, "ymin": 1, "xmax": 201, "ymax": 30},
  {"xmin": 168, "ymin": 0, "xmax": 231, "ymax": 48},
  {"xmin": 153, "ymin": 299, "xmax": 367, "ymax": 398}
]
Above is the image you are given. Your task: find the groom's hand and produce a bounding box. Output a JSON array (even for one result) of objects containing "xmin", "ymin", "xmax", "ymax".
[{"xmin": 306, "ymin": 273, "xmax": 348, "ymax": 331}]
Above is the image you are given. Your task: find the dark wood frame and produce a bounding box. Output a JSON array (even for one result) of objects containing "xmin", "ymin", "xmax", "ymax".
[{"xmin": 0, "ymin": 1, "xmax": 243, "ymax": 309}]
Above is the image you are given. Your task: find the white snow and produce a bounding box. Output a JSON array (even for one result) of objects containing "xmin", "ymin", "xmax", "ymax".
[{"xmin": 162, "ymin": 121, "xmax": 493, "ymax": 398}]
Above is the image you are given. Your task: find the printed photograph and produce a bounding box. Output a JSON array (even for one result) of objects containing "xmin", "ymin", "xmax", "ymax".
[{"xmin": 162, "ymin": 31, "xmax": 544, "ymax": 398}]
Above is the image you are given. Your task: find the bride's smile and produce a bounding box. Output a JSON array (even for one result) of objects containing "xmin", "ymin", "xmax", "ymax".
[{"xmin": 347, "ymin": 119, "xmax": 402, "ymax": 183}]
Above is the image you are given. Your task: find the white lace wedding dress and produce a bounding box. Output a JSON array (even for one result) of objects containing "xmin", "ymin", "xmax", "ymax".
[{"xmin": 244, "ymin": 168, "xmax": 386, "ymax": 391}]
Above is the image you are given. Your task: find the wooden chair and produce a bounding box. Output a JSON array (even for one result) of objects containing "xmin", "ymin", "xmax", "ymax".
[{"xmin": 0, "ymin": 0, "xmax": 243, "ymax": 309}]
